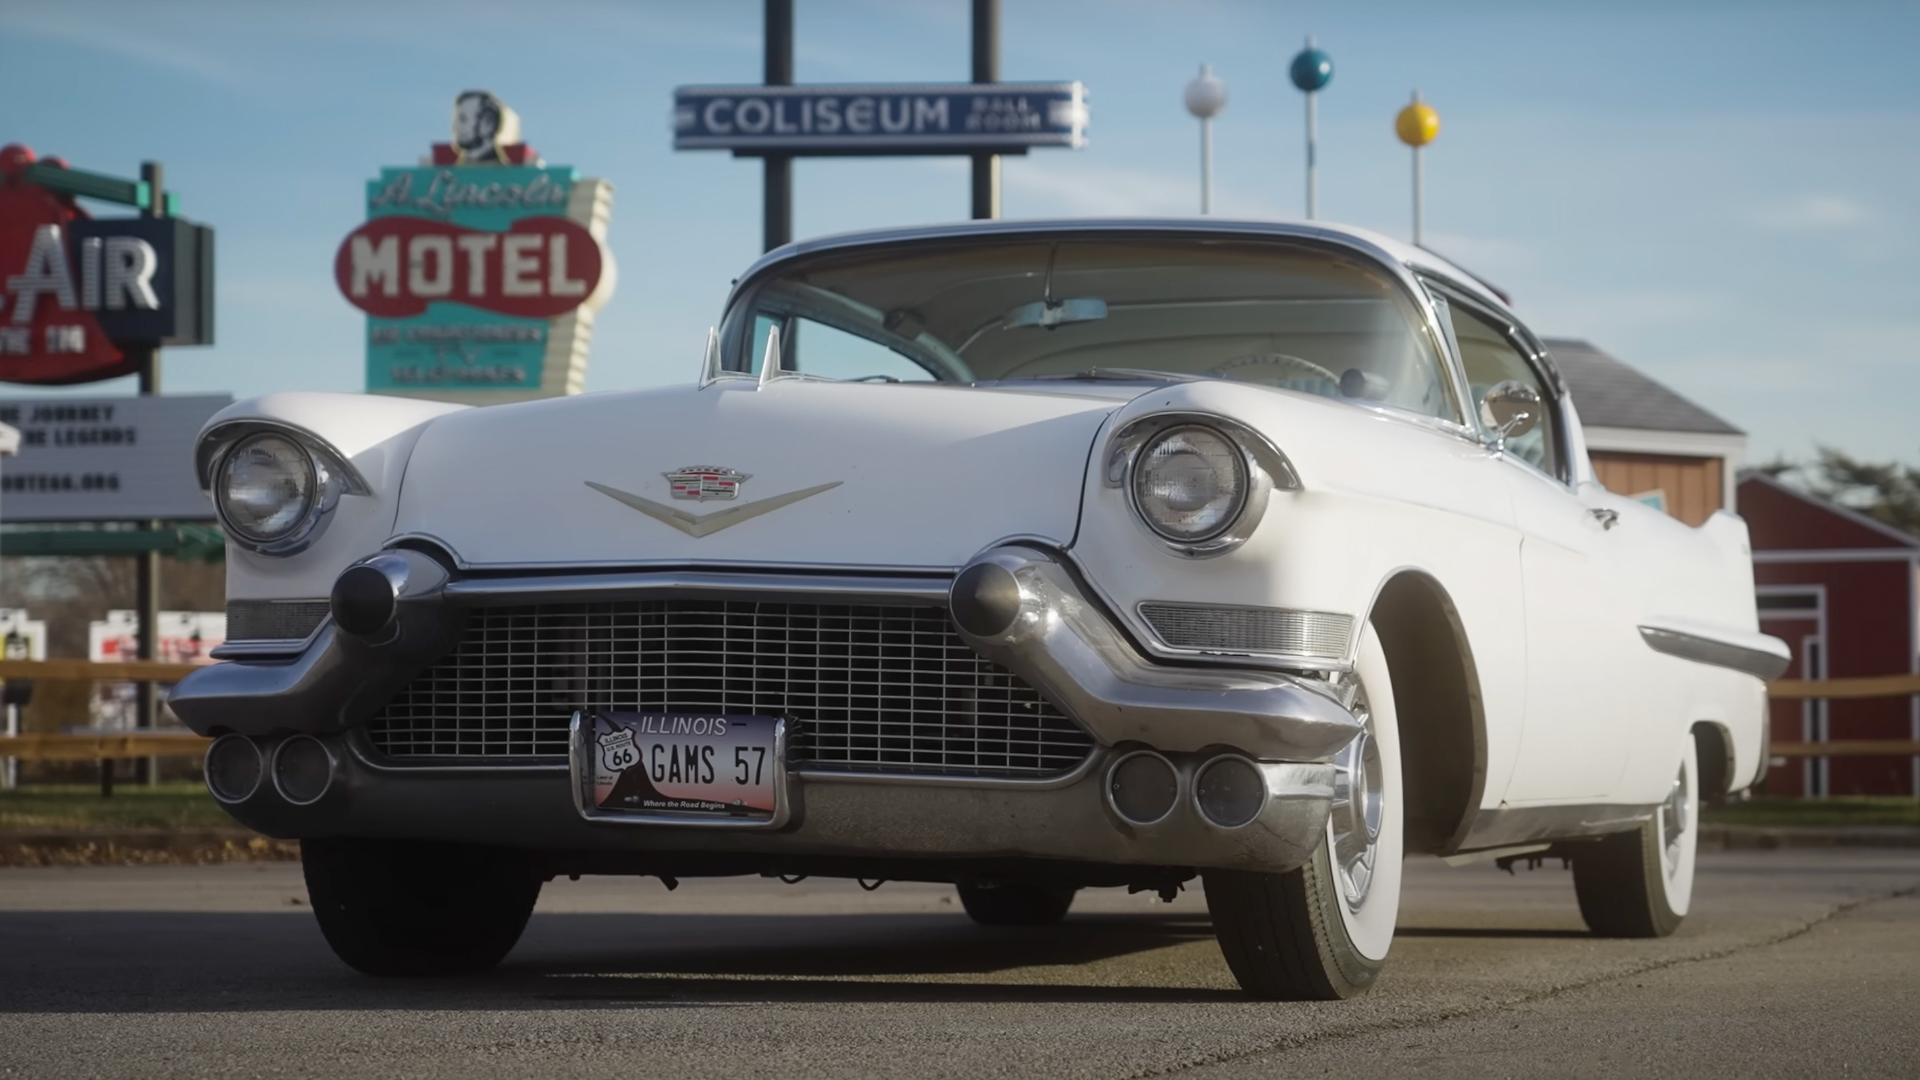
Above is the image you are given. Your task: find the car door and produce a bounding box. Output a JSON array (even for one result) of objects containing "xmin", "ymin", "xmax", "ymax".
[{"xmin": 1440, "ymin": 298, "xmax": 1636, "ymax": 802}]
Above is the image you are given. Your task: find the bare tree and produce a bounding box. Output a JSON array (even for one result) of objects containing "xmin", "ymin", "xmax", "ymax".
[{"xmin": 1763, "ymin": 448, "xmax": 1920, "ymax": 538}]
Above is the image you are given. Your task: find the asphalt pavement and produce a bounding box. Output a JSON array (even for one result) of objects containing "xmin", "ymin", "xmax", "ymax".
[{"xmin": 0, "ymin": 848, "xmax": 1914, "ymax": 1079}]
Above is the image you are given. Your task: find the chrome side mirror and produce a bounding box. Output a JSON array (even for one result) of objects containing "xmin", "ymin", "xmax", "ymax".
[{"xmin": 1478, "ymin": 380, "xmax": 1540, "ymax": 444}]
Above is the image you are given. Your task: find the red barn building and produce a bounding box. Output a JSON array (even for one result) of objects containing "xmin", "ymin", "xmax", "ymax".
[{"xmin": 1738, "ymin": 472, "xmax": 1919, "ymax": 797}]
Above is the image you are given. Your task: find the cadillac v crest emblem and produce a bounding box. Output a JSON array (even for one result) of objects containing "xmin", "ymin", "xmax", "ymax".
[
  {"xmin": 665, "ymin": 466, "xmax": 749, "ymax": 502},
  {"xmin": 586, "ymin": 473, "xmax": 842, "ymax": 538}
]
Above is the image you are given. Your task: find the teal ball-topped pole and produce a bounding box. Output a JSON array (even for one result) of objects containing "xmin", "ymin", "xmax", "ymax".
[
  {"xmin": 1289, "ymin": 38, "xmax": 1333, "ymax": 219},
  {"xmin": 1289, "ymin": 45, "xmax": 1333, "ymax": 93}
]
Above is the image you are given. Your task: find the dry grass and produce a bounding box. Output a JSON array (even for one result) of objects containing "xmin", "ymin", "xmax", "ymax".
[
  {"xmin": 0, "ymin": 782, "xmax": 234, "ymax": 830},
  {"xmin": 1703, "ymin": 795, "xmax": 1920, "ymax": 828}
]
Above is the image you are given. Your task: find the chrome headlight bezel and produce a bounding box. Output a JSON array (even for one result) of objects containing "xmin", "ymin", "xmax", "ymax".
[
  {"xmin": 201, "ymin": 422, "xmax": 369, "ymax": 557},
  {"xmin": 1107, "ymin": 413, "xmax": 1298, "ymax": 558},
  {"xmin": 1130, "ymin": 424, "xmax": 1249, "ymax": 544}
]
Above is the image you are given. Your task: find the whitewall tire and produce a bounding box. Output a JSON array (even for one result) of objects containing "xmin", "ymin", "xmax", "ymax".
[
  {"xmin": 1572, "ymin": 736, "xmax": 1699, "ymax": 938},
  {"xmin": 1203, "ymin": 622, "xmax": 1404, "ymax": 999}
]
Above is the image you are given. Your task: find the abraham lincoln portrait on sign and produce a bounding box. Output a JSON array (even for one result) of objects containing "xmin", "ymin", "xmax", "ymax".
[{"xmin": 450, "ymin": 90, "xmax": 520, "ymax": 165}]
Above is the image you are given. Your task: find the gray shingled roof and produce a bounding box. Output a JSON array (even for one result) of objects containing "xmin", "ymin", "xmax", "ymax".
[{"xmin": 1541, "ymin": 338, "xmax": 1742, "ymax": 436}]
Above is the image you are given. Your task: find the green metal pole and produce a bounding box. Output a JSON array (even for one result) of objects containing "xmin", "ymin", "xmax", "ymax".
[{"xmin": 134, "ymin": 161, "xmax": 165, "ymax": 790}]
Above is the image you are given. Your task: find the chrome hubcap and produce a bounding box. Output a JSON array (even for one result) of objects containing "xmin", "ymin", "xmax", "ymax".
[
  {"xmin": 1659, "ymin": 761, "xmax": 1691, "ymax": 874},
  {"xmin": 1329, "ymin": 695, "xmax": 1383, "ymax": 908}
]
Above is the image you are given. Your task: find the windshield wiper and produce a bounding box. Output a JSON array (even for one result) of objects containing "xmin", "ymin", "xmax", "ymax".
[{"xmin": 1021, "ymin": 368, "xmax": 1209, "ymax": 383}]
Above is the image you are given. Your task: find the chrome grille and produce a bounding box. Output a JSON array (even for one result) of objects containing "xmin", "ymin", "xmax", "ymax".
[
  {"xmin": 366, "ymin": 600, "xmax": 1093, "ymax": 777},
  {"xmin": 1139, "ymin": 601, "xmax": 1352, "ymax": 660}
]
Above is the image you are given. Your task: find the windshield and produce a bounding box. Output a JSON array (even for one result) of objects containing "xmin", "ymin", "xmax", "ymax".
[{"xmin": 725, "ymin": 238, "xmax": 1458, "ymax": 422}]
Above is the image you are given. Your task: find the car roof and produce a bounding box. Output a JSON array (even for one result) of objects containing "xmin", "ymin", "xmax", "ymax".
[{"xmin": 731, "ymin": 217, "xmax": 1514, "ymax": 314}]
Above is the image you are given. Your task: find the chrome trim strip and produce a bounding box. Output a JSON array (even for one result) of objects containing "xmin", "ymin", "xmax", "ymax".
[
  {"xmin": 386, "ymin": 531, "xmax": 967, "ymax": 579},
  {"xmin": 1638, "ymin": 623, "xmax": 1791, "ymax": 681},
  {"xmin": 442, "ymin": 570, "xmax": 952, "ymax": 607},
  {"xmin": 210, "ymin": 638, "xmax": 319, "ymax": 661},
  {"xmin": 1071, "ymin": 561, "xmax": 1355, "ymax": 674},
  {"xmin": 345, "ymin": 730, "xmax": 570, "ymax": 775},
  {"xmin": 793, "ymin": 750, "xmax": 1101, "ymax": 791},
  {"xmin": 1457, "ymin": 802, "xmax": 1658, "ymax": 852},
  {"xmin": 1136, "ymin": 600, "xmax": 1352, "ymax": 662}
]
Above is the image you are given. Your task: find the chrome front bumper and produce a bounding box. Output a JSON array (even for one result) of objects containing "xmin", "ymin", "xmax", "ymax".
[
  {"xmin": 172, "ymin": 544, "xmax": 1362, "ymax": 873},
  {"xmin": 208, "ymin": 732, "xmax": 1336, "ymax": 873},
  {"xmin": 950, "ymin": 546, "xmax": 1361, "ymax": 760}
]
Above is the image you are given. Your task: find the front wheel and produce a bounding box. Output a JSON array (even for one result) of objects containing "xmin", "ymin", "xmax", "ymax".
[
  {"xmin": 302, "ymin": 838, "xmax": 543, "ymax": 977},
  {"xmin": 1572, "ymin": 738, "xmax": 1698, "ymax": 938},
  {"xmin": 1204, "ymin": 623, "xmax": 1404, "ymax": 1000}
]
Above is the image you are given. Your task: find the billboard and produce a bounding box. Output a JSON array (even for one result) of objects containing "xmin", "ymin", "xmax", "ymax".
[
  {"xmin": 0, "ymin": 609, "xmax": 47, "ymax": 662},
  {"xmin": 335, "ymin": 93, "xmax": 614, "ymax": 405},
  {"xmin": 0, "ymin": 394, "xmax": 230, "ymax": 521},
  {"xmin": 88, "ymin": 609, "xmax": 224, "ymax": 732}
]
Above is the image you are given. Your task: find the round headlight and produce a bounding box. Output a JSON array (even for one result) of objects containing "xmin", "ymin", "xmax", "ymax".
[
  {"xmin": 1130, "ymin": 425, "xmax": 1248, "ymax": 542},
  {"xmin": 218, "ymin": 434, "xmax": 318, "ymax": 544}
]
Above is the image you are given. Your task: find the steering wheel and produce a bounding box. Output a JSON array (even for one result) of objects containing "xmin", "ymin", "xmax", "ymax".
[{"xmin": 1209, "ymin": 352, "xmax": 1341, "ymax": 385}]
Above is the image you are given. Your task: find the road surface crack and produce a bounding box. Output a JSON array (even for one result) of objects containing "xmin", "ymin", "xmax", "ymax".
[{"xmin": 1137, "ymin": 882, "xmax": 1920, "ymax": 1079}]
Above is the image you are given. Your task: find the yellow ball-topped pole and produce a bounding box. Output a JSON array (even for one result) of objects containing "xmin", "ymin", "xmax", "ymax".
[
  {"xmin": 1395, "ymin": 91, "xmax": 1439, "ymax": 246},
  {"xmin": 1395, "ymin": 100, "xmax": 1439, "ymax": 147}
]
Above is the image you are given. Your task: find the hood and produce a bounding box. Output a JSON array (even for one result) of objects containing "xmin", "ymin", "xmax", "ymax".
[{"xmin": 392, "ymin": 379, "xmax": 1120, "ymax": 570}]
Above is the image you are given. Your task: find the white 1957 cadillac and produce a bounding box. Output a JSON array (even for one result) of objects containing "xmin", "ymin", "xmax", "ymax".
[{"xmin": 172, "ymin": 219, "xmax": 1788, "ymax": 999}]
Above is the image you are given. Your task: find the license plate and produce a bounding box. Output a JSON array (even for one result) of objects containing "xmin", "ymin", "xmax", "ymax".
[{"xmin": 574, "ymin": 711, "xmax": 785, "ymax": 825}]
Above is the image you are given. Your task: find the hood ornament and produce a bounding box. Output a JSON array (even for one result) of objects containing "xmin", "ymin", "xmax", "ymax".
[
  {"xmin": 585, "ymin": 473, "xmax": 841, "ymax": 539},
  {"xmin": 665, "ymin": 466, "xmax": 749, "ymax": 502}
]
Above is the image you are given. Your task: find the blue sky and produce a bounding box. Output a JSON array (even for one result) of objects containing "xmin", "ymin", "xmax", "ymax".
[{"xmin": 4, "ymin": 0, "xmax": 1915, "ymax": 463}]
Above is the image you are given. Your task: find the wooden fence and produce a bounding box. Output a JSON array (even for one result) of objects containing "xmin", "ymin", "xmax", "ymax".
[{"xmin": 0, "ymin": 661, "xmax": 1913, "ymax": 764}]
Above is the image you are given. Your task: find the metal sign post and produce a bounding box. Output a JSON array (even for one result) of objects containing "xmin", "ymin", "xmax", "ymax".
[
  {"xmin": 971, "ymin": 0, "xmax": 1000, "ymax": 220},
  {"xmin": 1288, "ymin": 40, "xmax": 1333, "ymax": 220},
  {"xmin": 1395, "ymin": 92, "xmax": 1440, "ymax": 248},
  {"xmin": 677, "ymin": 0, "xmax": 1086, "ymax": 247},
  {"xmin": 1183, "ymin": 66, "xmax": 1227, "ymax": 215},
  {"xmin": 764, "ymin": 0, "xmax": 794, "ymax": 251},
  {"xmin": 134, "ymin": 162, "xmax": 163, "ymax": 786}
]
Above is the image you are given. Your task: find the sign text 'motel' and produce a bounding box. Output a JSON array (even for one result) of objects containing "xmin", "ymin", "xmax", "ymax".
[{"xmin": 673, "ymin": 83, "xmax": 1088, "ymax": 154}]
